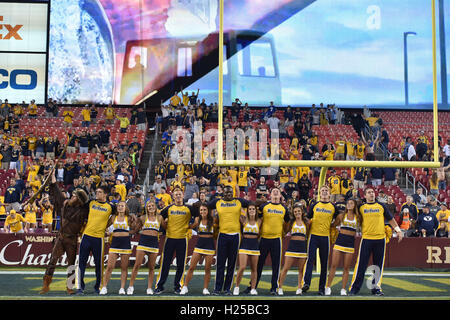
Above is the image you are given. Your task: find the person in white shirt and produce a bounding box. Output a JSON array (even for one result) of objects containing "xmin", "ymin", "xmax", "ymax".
[{"xmin": 443, "ymin": 139, "xmax": 450, "ymax": 157}]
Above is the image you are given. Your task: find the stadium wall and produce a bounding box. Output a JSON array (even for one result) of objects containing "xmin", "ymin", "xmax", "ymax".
[{"xmin": 0, "ymin": 234, "xmax": 449, "ymax": 269}]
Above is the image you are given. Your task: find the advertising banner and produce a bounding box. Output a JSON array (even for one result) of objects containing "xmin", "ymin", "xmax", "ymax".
[
  {"xmin": 0, "ymin": 52, "xmax": 47, "ymax": 104},
  {"xmin": 0, "ymin": 1, "xmax": 49, "ymax": 104}
]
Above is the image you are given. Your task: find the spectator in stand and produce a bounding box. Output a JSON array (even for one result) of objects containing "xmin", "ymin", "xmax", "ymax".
[
  {"xmin": 81, "ymin": 105, "xmax": 91, "ymax": 127},
  {"xmin": 385, "ymin": 196, "xmax": 397, "ymax": 218},
  {"xmin": 412, "ymin": 187, "xmax": 427, "ymax": 212},
  {"xmin": 151, "ymin": 175, "xmax": 166, "ymax": 194},
  {"xmin": 334, "ymin": 135, "xmax": 346, "ymax": 160},
  {"xmin": 389, "ymin": 147, "xmax": 402, "ymax": 161},
  {"xmin": 28, "ymin": 100, "xmax": 38, "ymax": 118},
  {"xmin": 45, "ymin": 137, "xmax": 57, "ymax": 160},
  {"xmin": 379, "ymin": 125, "xmax": 389, "ymax": 151},
  {"xmin": 353, "ymin": 167, "xmax": 368, "ymax": 190},
  {"xmin": 116, "ymin": 114, "xmax": 130, "ymax": 133},
  {"xmin": 4, "ymin": 209, "xmax": 26, "ymax": 233},
  {"xmin": 298, "ymin": 173, "xmax": 312, "ymax": 201},
  {"xmin": 255, "ymin": 176, "xmax": 269, "ymax": 200},
  {"xmin": 96, "ymin": 125, "xmax": 110, "ymax": 148},
  {"xmin": 429, "ymin": 169, "xmax": 439, "ymax": 196},
  {"xmin": 400, "ymin": 196, "xmax": 419, "ymax": 222},
  {"xmin": 416, "ymin": 137, "xmax": 428, "ymax": 161},
  {"xmin": 169, "ymin": 91, "xmax": 182, "ymax": 107},
  {"xmin": 426, "ymin": 196, "xmax": 440, "ymax": 217},
  {"xmin": 416, "ymin": 206, "xmax": 439, "ymax": 237},
  {"xmin": 78, "ymin": 131, "xmax": 90, "ymax": 154},
  {"xmin": 136, "ymin": 107, "xmax": 147, "ymax": 131},
  {"xmin": 90, "ymin": 104, "xmax": 98, "ymax": 124},
  {"xmin": 327, "ymin": 170, "xmax": 341, "ymax": 202},
  {"xmin": 376, "ymin": 190, "xmax": 388, "ymax": 204},
  {"xmin": 435, "ymin": 221, "xmax": 449, "ymax": 238},
  {"xmin": 350, "ymin": 112, "xmax": 365, "ymax": 137},
  {"xmin": 436, "ymin": 203, "xmax": 450, "ymax": 231},
  {"xmin": 369, "ymin": 167, "xmax": 383, "ymax": 187},
  {"xmin": 382, "ymin": 167, "xmax": 398, "ymax": 186},
  {"xmin": 63, "ymin": 108, "xmax": 74, "ymax": 127},
  {"xmin": 104, "ymin": 104, "xmax": 115, "ymax": 125},
  {"xmin": 4, "ymin": 177, "xmax": 24, "ymax": 212},
  {"xmin": 354, "ymin": 138, "xmax": 366, "ymax": 160}
]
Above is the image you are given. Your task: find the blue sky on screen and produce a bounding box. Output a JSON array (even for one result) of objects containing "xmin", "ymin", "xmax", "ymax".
[{"xmin": 268, "ymin": 0, "xmax": 449, "ymax": 107}]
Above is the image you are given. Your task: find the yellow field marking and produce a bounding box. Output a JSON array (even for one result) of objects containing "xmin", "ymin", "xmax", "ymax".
[
  {"xmin": 381, "ymin": 278, "xmax": 446, "ymax": 292},
  {"xmin": 423, "ymin": 278, "xmax": 450, "ymax": 287}
]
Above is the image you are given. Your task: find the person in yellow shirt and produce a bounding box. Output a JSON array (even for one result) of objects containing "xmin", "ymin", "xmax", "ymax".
[
  {"xmin": 346, "ymin": 138, "xmax": 356, "ymax": 160},
  {"xmin": 237, "ymin": 166, "xmax": 250, "ymax": 192},
  {"xmin": 81, "ymin": 105, "xmax": 91, "ymax": 127},
  {"xmin": 355, "ymin": 139, "xmax": 366, "ymax": 160},
  {"xmin": 334, "ymin": 136, "xmax": 346, "ymax": 160},
  {"xmin": 104, "ymin": 104, "xmax": 115, "ymax": 124},
  {"xmin": 328, "ymin": 170, "xmax": 342, "ymax": 202},
  {"xmin": 365, "ymin": 115, "xmax": 379, "ymax": 127},
  {"xmin": 116, "ymin": 114, "xmax": 130, "ymax": 133},
  {"xmin": 289, "ymin": 145, "xmax": 300, "ymax": 160},
  {"xmin": 156, "ymin": 186, "xmax": 173, "ymax": 207},
  {"xmin": 177, "ymin": 163, "xmax": 185, "ymax": 179},
  {"xmin": 114, "ymin": 179, "xmax": 127, "ymax": 201},
  {"xmin": 39, "ymin": 195, "xmax": 54, "ymax": 232},
  {"xmin": 310, "ymin": 133, "xmax": 318, "ymax": 150},
  {"xmin": 28, "ymin": 100, "xmax": 38, "ymax": 118},
  {"xmin": 4, "ymin": 209, "xmax": 26, "ymax": 233},
  {"xmin": 323, "ymin": 144, "xmax": 335, "ymax": 161},
  {"xmin": 63, "ymin": 109, "xmax": 74, "ymax": 127},
  {"xmin": 169, "ymin": 91, "xmax": 181, "ymax": 107},
  {"xmin": 13, "ymin": 103, "xmax": 24, "ymax": 116},
  {"xmin": 222, "ymin": 175, "xmax": 239, "ymax": 198},
  {"xmin": 227, "ymin": 167, "xmax": 238, "ymax": 185},
  {"xmin": 296, "ymin": 167, "xmax": 310, "ymax": 183},
  {"xmin": 23, "ymin": 202, "xmax": 38, "ymax": 230},
  {"xmin": 436, "ymin": 203, "xmax": 450, "ymax": 231},
  {"xmin": 278, "ymin": 167, "xmax": 290, "ymax": 188},
  {"xmin": 77, "ymin": 185, "xmax": 116, "ymax": 294},
  {"xmin": 180, "ymin": 88, "xmax": 189, "ymax": 106}
]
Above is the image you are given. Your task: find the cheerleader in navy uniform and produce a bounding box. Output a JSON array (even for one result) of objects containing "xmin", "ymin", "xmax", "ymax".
[
  {"xmin": 127, "ymin": 200, "xmax": 165, "ymax": 295},
  {"xmin": 233, "ymin": 203, "xmax": 261, "ymax": 295},
  {"xmin": 181, "ymin": 204, "xmax": 216, "ymax": 295},
  {"xmin": 278, "ymin": 203, "xmax": 310, "ymax": 295},
  {"xmin": 325, "ymin": 198, "xmax": 359, "ymax": 296},
  {"xmin": 100, "ymin": 201, "xmax": 138, "ymax": 295}
]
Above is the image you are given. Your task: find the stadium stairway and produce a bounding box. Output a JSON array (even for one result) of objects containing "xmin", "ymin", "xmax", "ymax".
[{"xmin": 137, "ymin": 129, "xmax": 162, "ymax": 186}]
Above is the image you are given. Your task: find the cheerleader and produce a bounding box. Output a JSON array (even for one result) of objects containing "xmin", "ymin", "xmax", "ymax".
[
  {"xmin": 325, "ymin": 198, "xmax": 359, "ymax": 296},
  {"xmin": 278, "ymin": 203, "xmax": 310, "ymax": 295},
  {"xmin": 181, "ymin": 203, "xmax": 216, "ymax": 295},
  {"xmin": 127, "ymin": 200, "xmax": 164, "ymax": 295},
  {"xmin": 233, "ymin": 203, "xmax": 261, "ymax": 296},
  {"xmin": 100, "ymin": 201, "xmax": 138, "ymax": 295}
]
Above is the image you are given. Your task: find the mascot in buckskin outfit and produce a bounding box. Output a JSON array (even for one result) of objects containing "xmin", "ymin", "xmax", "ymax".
[{"xmin": 40, "ymin": 169, "xmax": 89, "ymax": 294}]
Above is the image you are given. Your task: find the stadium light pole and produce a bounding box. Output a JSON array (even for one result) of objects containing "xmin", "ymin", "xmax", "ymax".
[{"xmin": 404, "ymin": 31, "xmax": 417, "ymax": 106}]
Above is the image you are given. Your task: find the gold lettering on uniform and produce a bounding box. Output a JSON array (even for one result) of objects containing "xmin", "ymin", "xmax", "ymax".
[
  {"xmin": 426, "ymin": 246, "xmax": 442, "ymax": 263},
  {"xmin": 444, "ymin": 247, "xmax": 450, "ymax": 264}
]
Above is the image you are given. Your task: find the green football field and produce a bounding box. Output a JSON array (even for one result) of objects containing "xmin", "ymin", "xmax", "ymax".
[{"xmin": 1, "ymin": 267, "xmax": 449, "ymax": 300}]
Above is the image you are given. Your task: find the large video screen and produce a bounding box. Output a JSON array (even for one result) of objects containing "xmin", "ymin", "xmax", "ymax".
[
  {"xmin": 47, "ymin": 0, "xmax": 450, "ymax": 109},
  {"xmin": 0, "ymin": 1, "xmax": 48, "ymax": 104}
]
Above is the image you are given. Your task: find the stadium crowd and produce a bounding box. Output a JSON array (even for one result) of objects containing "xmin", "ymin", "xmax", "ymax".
[
  {"xmin": 1, "ymin": 92, "xmax": 449, "ymax": 240},
  {"xmin": 0, "ymin": 98, "xmax": 147, "ymax": 232},
  {"xmin": 0, "ymin": 92, "xmax": 449, "ymax": 297}
]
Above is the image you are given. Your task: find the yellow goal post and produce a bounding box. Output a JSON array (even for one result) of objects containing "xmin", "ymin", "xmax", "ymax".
[{"xmin": 215, "ymin": 0, "xmax": 441, "ymax": 186}]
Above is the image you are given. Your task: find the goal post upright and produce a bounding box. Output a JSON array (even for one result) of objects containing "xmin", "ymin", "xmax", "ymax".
[{"xmin": 215, "ymin": 0, "xmax": 440, "ymax": 173}]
